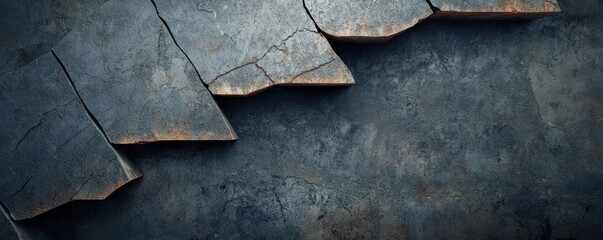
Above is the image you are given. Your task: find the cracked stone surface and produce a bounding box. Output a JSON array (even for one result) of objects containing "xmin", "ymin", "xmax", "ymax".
[
  {"xmin": 304, "ymin": 0, "xmax": 433, "ymax": 41},
  {"xmin": 430, "ymin": 0, "xmax": 562, "ymax": 19},
  {"xmin": 20, "ymin": 1, "xmax": 602, "ymax": 238},
  {"xmin": 52, "ymin": 0, "xmax": 237, "ymax": 144},
  {"xmin": 0, "ymin": 0, "xmax": 108, "ymax": 76},
  {"xmin": 0, "ymin": 53, "xmax": 141, "ymax": 221},
  {"xmin": 153, "ymin": 0, "xmax": 354, "ymax": 96}
]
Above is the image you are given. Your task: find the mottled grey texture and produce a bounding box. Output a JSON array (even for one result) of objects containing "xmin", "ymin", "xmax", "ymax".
[
  {"xmin": 0, "ymin": 53, "xmax": 140, "ymax": 221},
  {"xmin": 52, "ymin": 0, "xmax": 237, "ymax": 144},
  {"xmin": 304, "ymin": 0, "xmax": 433, "ymax": 41},
  {"xmin": 430, "ymin": 0, "xmax": 561, "ymax": 19},
  {"xmin": 21, "ymin": 0, "xmax": 603, "ymax": 239},
  {"xmin": 153, "ymin": 0, "xmax": 354, "ymax": 96},
  {"xmin": 0, "ymin": 0, "xmax": 107, "ymax": 76}
]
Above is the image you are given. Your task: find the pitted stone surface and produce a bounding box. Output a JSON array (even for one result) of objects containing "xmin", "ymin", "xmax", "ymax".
[
  {"xmin": 0, "ymin": 53, "xmax": 140, "ymax": 220},
  {"xmin": 153, "ymin": 0, "xmax": 354, "ymax": 96},
  {"xmin": 304, "ymin": 0, "xmax": 433, "ymax": 41},
  {"xmin": 430, "ymin": 0, "xmax": 561, "ymax": 19},
  {"xmin": 0, "ymin": 0, "xmax": 108, "ymax": 76},
  {"xmin": 53, "ymin": 0, "xmax": 237, "ymax": 144}
]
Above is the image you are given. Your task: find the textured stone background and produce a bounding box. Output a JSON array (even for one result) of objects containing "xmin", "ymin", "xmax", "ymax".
[{"xmin": 4, "ymin": 0, "xmax": 602, "ymax": 239}]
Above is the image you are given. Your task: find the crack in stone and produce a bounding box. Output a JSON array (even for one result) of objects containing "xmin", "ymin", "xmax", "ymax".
[
  {"xmin": 425, "ymin": 0, "xmax": 441, "ymax": 12},
  {"xmin": 210, "ymin": 62, "xmax": 260, "ymax": 85},
  {"xmin": 209, "ymin": 28, "xmax": 314, "ymax": 86},
  {"xmin": 210, "ymin": 28, "xmax": 327, "ymax": 88},
  {"xmin": 71, "ymin": 176, "xmax": 93, "ymax": 200},
  {"xmin": 150, "ymin": 0, "xmax": 236, "ymax": 140},
  {"xmin": 275, "ymin": 28, "xmax": 319, "ymax": 48},
  {"xmin": 255, "ymin": 63, "xmax": 275, "ymax": 84},
  {"xmin": 425, "ymin": 0, "xmax": 440, "ymax": 13},
  {"xmin": 302, "ymin": 0, "xmax": 323, "ymax": 33},
  {"xmin": 51, "ymin": 50, "xmax": 141, "ymax": 180},
  {"xmin": 10, "ymin": 114, "xmax": 48, "ymax": 154},
  {"xmin": 280, "ymin": 175, "xmax": 320, "ymax": 186},
  {"xmin": 342, "ymin": 205, "xmax": 353, "ymax": 216},
  {"xmin": 289, "ymin": 58, "xmax": 337, "ymax": 83},
  {"xmin": 53, "ymin": 123, "xmax": 93, "ymax": 161},
  {"xmin": 149, "ymin": 0, "xmax": 209, "ymax": 89},
  {"xmin": 9, "ymin": 99, "xmax": 75, "ymax": 154},
  {"xmin": 6, "ymin": 175, "xmax": 37, "ymax": 200},
  {"xmin": 197, "ymin": 8, "xmax": 213, "ymax": 14},
  {"xmin": 51, "ymin": 51, "xmax": 109, "ymax": 144},
  {"xmin": 272, "ymin": 187, "xmax": 288, "ymax": 227}
]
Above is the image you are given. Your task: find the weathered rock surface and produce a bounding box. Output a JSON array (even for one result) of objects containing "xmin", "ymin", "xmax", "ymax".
[
  {"xmin": 19, "ymin": 1, "xmax": 603, "ymax": 238},
  {"xmin": 52, "ymin": 0, "xmax": 237, "ymax": 144},
  {"xmin": 430, "ymin": 0, "xmax": 562, "ymax": 19},
  {"xmin": 0, "ymin": 0, "xmax": 108, "ymax": 76},
  {"xmin": 153, "ymin": 0, "xmax": 354, "ymax": 96},
  {"xmin": 0, "ymin": 53, "xmax": 141, "ymax": 220},
  {"xmin": 304, "ymin": 0, "xmax": 433, "ymax": 41}
]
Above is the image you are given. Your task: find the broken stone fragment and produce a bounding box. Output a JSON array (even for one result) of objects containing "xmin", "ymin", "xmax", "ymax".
[
  {"xmin": 52, "ymin": 0, "xmax": 237, "ymax": 144},
  {"xmin": 0, "ymin": 53, "xmax": 141, "ymax": 220},
  {"xmin": 429, "ymin": 0, "xmax": 561, "ymax": 19},
  {"xmin": 153, "ymin": 0, "xmax": 354, "ymax": 96},
  {"xmin": 304, "ymin": 0, "xmax": 433, "ymax": 42},
  {"xmin": 0, "ymin": 0, "xmax": 108, "ymax": 76}
]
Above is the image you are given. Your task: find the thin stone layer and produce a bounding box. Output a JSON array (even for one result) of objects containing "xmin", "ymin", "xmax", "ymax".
[
  {"xmin": 53, "ymin": 0, "xmax": 237, "ymax": 144},
  {"xmin": 430, "ymin": 0, "xmax": 561, "ymax": 19},
  {"xmin": 0, "ymin": 53, "xmax": 140, "ymax": 220},
  {"xmin": 154, "ymin": 0, "xmax": 354, "ymax": 96},
  {"xmin": 304, "ymin": 0, "xmax": 433, "ymax": 42}
]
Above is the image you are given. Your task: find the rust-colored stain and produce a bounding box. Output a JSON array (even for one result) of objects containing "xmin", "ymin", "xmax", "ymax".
[
  {"xmin": 432, "ymin": 0, "xmax": 561, "ymax": 20},
  {"xmin": 323, "ymin": 16, "xmax": 430, "ymax": 43},
  {"xmin": 115, "ymin": 124, "xmax": 236, "ymax": 144},
  {"xmin": 502, "ymin": 3, "xmax": 519, "ymax": 13}
]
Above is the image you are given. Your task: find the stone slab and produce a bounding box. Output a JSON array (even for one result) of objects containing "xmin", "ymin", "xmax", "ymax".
[
  {"xmin": 0, "ymin": 53, "xmax": 140, "ymax": 220},
  {"xmin": 0, "ymin": 0, "xmax": 108, "ymax": 76},
  {"xmin": 304, "ymin": 0, "xmax": 433, "ymax": 42},
  {"xmin": 52, "ymin": 0, "xmax": 237, "ymax": 144},
  {"xmin": 153, "ymin": 0, "xmax": 354, "ymax": 96},
  {"xmin": 430, "ymin": 0, "xmax": 561, "ymax": 19}
]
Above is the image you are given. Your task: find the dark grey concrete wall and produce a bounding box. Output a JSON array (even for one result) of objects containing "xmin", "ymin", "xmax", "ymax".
[{"xmin": 7, "ymin": 0, "xmax": 603, "ymax": 239}]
